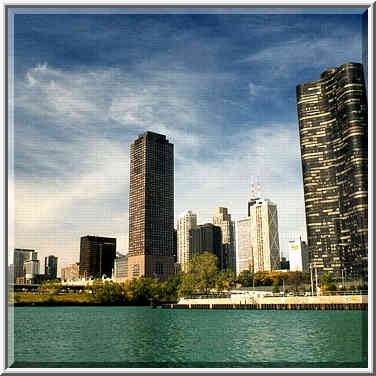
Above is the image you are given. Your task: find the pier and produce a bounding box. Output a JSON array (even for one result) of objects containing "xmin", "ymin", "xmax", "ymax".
[
  {"xmin": 161, "ymin": 293, "xmax": 368, "ymax": 311},
  {"xmin": 162, "ymin": 302, "xmax": 367, "ymax": 310}
]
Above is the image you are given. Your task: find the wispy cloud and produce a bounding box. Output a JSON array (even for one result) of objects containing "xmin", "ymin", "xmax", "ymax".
[
  {"xmin": 175, "ymin": 123, "xmax": 306, "ymax": 251},
  {"xmin": 11, "ymin": 12, "xmax": 363, "ymax": 268},
  {"xmin": 13, "ymin": 137, "xmax": 130, "ymax": 268},
  {"xmin": 239, "ymin": 32, "xmax": 362, "ymax": 79}
]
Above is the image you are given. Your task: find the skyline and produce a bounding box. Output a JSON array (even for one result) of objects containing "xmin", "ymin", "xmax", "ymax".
[{"xmin": 9, "ymin": 8, "xmax": 366, "ymax": 271}]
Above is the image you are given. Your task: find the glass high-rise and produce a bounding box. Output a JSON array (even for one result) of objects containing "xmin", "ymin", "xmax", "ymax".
[
  {"xmin": 296, "ymin": 62, "xmax": 368, "ymax": 279},
  {"xmin": 127, "ymin": 131, "xmax": 175, "ymax": 281},
  {"xmin": 79, "ymin": 236, "xmax": 116, "ymax": 279},
  {"xmin": 13, "ymin": 248, "xmax": 37, "ymax": 280},
  {"xmin": 44, "ymin": 255, "xmax": 58, "ymax": 279}
]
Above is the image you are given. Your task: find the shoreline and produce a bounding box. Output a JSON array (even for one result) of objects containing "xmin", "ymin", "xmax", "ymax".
[{"xmin": 10, "ymin": 301, "xmax": 177, "ymax": 307}]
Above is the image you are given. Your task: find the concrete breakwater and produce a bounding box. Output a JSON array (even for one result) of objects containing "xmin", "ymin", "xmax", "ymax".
[
  {"xmin": 162, "ymin": 303, "xmax": 367, "ymax": 310},
  {"xmin": 161, "ymin": 295, "xmax": 367, "ymax": 310}
]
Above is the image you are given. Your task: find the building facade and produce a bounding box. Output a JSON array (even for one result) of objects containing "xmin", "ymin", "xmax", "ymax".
[
  {"xmin": 44, "ymin": 255, "xmax": 58, "ymax": 279},
  {"xmin": 8, "ymin": 264, "xmax": 14, "ymax": 283},
  {"xmin": 189, "ymin": 223, "xmax": 222, "ymax": 266},
  {"xmin": 127, "ymin": 131, "xmax": 175, "ymax": 281},
  {"xmin": 113, "ymin": 254, "xmax": 129, "ymax": 280},
  {"xmin": 212, "ymin": 207, "xmax": 236, "ymax": 272},
  {"xmin": 61, "ymin": 263, "xmax": 80, "ymax": 281},
  {"xmin": 173, "ymin": 229, "xmax": 177, "ymax": 263},
  {"xmin": 13, "ymin": 249, "xmax": 38, "ymax": 280},
  {"xmin": 24, "ymin": 259, "xmax": 40, "ymax": 283},
  {"xmin": 176, "ymin": 210, "xmax": 197, "ymax": 271},
  {"xmin": 288, "ymin": 237, "xmax": 309, "ymax": 271},
  {"xmin": 79, "ymin": 236, "xmax": 116, "ymax": 279},
  {"xmin": 248, "ymin": 198, "xmax": 281, "ymax": 273},
  {"xmin": 296, "ymin": 62, "xmax": 368, "ymax": 279},
  {"xmin": 235, "ymin": 217, "xmax": 253, "ymax": 276}
]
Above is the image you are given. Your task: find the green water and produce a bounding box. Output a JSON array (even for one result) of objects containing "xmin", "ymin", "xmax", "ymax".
[{"xmin": 11, "ymin": 306, "xmax": 367, "ymax": 368}]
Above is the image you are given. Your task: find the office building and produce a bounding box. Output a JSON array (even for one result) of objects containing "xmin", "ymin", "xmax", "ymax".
[
  {"xmin": 213, "ymin": 207, "xmax": 236, "ymax": 272},
  {"xmin": 8, "ymin": 264, "xmax": 14, "ymax": 283},
  {"xmin": 235, "ymin": 217, "xmax": 253, "ymax": 276},
  {"xmin": 13, "ymin": 249, "xmax": 37, "ymax": 280},
  {"xmin": 61, "ymin": 263, "xmax": 80, "ymax": 281},
  {"xmin": 288, "ymin": 237, "xmax": 309, "ymax": 271},
  {"xmin": 189, "ymin": 223, "xmax": 222, "ymax": 266},
  {"xmin": 79, "ymin": 236, "xmax": 116, "ymax": 279},
  {"xmin": 249, "ymin": 198, "xmax": 281, "ymax": 272},
  {"xmin": 236, "ymin": 185, "xmax": 281, "ymax": 275},
  {"xmin": 113, "ymin": 254, "xmax": 129, "ymax": 280},
  {"xmin": 296, "ymin": 62, "xmax": 368, "ymax": 279},
  {"xmin": 177, "ymin": 210, "xmax": 197, "ymax": 271},
  {"xmin": 44, "ymin": 255, "xmax": 58, "ymax": 279},
  {"xmin": 173, "ymin": 229, "xmax": 177, "ymax": 263},
  {"xmin": 24, "ymin": 259, "xmax": 40, "ymax": 283},
  {"xmin": 127, "ymin": 131, "xmax": 175, "ymax": 281}
]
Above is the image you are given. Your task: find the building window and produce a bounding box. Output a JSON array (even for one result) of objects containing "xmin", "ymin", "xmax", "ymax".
[
  {"xmin": 155, "ymin": 263, "xmax": 163, "ymax": 275},
  {"xmin": 132, "ymin": 264, "xmax": 140, "ymax": 278}
]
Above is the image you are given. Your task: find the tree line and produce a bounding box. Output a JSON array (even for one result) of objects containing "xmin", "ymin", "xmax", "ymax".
[{"xmin": 13, "ymin": 252, "xmax": 367, "ymax": 305}]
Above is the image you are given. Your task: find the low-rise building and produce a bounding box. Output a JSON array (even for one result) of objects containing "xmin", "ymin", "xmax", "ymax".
[{"xmin": 61, "ymin": 263, "xmax": 80, "ymax": 281}]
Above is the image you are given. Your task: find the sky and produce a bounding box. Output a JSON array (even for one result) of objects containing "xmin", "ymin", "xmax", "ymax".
[{"xmin": 8, "ymin": 8, "xmax": 367, "ymax": 272}]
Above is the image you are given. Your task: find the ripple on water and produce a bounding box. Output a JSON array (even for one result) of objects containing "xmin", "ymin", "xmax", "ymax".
[{"xmin": 13, "ymin": 306, "xmax": 367, "ymax": 367}]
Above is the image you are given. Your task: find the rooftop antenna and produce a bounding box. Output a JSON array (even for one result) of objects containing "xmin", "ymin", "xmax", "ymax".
[
  {"xmin": 256, "ymin": 177, "xmax": 262, "ymax": 199},
  {"xmin": 250, "ymin": 177, "xmax": 256, "ymax": 199}
]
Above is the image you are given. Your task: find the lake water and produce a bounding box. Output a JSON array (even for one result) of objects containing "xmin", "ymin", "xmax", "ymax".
[{"xmin": 10, "ymin": 306, "xmax": 367, "ymax": 368}]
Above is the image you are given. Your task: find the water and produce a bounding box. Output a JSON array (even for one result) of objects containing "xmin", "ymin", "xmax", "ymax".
[{"xmin": 11, "ymin": 306, "xmax": 367, "ymax": 368}]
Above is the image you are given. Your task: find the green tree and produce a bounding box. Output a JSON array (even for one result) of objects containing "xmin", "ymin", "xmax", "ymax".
[
  {"xmin": 38, "ymin": 280, "xmax": 62, "ymax": 295},
  {"xmin": 238, "ymin": 270, "xmax": 253, "ymax": 287},
  {"xmin": 128, "ymin": 277, "xmax": 160, "ymax": 305},
  {"xmin": 178, "ymin": 252, "xmax": 218, "ymax": 296},
  {"xmin": 272, "ymin": 285, "xmax": 280, "ymax": 294},
  {"xmin": 253, "ymin": 271, "xmax": 273, "ymax": 286},
  {"xmin": 162, "ymin": 273, "xmax": 182, "ymax": 301},
  {"xmin": 91, "ymin": 280, "xmax": 124, "ymax": 304},
  {"xmin": 287, "ymin": 271, "xmax": 305, "ymax": 292},
  {"xmin": 215, "ymin": 269, "xmax": 236, "ymax": 292}
]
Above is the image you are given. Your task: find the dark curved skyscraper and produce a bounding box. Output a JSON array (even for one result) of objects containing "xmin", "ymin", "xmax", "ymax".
[{"xmin": 296, "ymin": 62, "xmax": 368, "ymax": 280}]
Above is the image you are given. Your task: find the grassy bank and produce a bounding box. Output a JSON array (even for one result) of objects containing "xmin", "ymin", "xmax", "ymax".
[{"xmin": 11, "ymin": 292, "xmax": 177, "ymax": 306}]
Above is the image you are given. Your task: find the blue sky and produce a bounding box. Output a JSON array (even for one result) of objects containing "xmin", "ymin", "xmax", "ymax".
[{"xmin": 9, "ymin": 8, "xmax": 366, "ymax": 271}]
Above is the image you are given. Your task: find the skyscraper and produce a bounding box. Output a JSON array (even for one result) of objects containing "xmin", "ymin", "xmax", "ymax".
[
  {"xmin": 79, "ymin": 236, "xmax": 116, "ymax": 279},
  {"xmin": 189, "ymin": 223, "xmax": 222, "ymax": 265},
  {"xmin": 127, "ymin": 131, "xmax": 175, "ymax": 281},
  {"xmin": 212, "ymin": 207, "xmax": 235, "ymax": 272},
  {"xmin": 24, "ymin": 259, "xmax": 40, "ymax": 283},
  {"xmin": 248, "ymin": 198, "xmax": 281, "ymax": 273},
  {"xmin": 13, "ymin": 249, "xmax": 37, "ymax": 280},
  {"xmin": 177, "ymin": 210, "xmax": 197, "ymax": 271},
  {"xmin": 44, "ymin": 255, "xmax": 58, "ymax": 279},
  {"xmin": 296, "ymin": 62, "xmax": 368, "ymax": 279},
  {"xmin": 235, "ymin": 217, "xmax": 253, "ymax": 275},
  {"xmin": 236, "ymin": 187, "xmax": 281, "ymax": 276}
]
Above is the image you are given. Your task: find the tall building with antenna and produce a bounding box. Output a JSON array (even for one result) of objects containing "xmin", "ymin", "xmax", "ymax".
[{"xmin": 236, "ymin": 181, "xmax": 281, "ymax": 274}]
